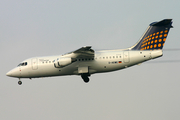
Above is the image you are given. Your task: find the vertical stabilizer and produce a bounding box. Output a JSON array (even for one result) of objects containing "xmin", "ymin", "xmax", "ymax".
[{"xmin": 131, "ymin": 19, "xmax": 173, "ymax": 50}]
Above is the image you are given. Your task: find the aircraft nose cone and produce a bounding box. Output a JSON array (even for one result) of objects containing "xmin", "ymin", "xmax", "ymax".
[
  {"xmin": 6, "ymin": 71, "xmax": 12, "ymax": 77},
  {"xmin": 6, "ymin": 67, "xmax": 21, "ymax": 78}
]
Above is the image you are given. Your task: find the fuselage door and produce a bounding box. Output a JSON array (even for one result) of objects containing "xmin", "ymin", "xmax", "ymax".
[
  {"xmin": 123, "ymin": 51, "xmax": 130, "ymax": 63},
  {"xmin": 32, "ymin": 58, "xmax": 38, "ymax": 70}
]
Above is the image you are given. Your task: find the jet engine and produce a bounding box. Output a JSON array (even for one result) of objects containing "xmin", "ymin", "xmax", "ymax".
[{"xmin": 54, "ymin": 58, "xmax": 76, "ymax": 68}]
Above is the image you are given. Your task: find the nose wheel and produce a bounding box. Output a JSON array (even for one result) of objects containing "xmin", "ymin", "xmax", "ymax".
[{"xmin": 18, "ymin": 79, "xmax": 22, "ymax": 85}]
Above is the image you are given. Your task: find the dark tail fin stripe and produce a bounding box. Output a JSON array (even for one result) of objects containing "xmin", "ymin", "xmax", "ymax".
[{"xmin": 131, "ymin": 19, "xmax": 173, "ymax": 50}]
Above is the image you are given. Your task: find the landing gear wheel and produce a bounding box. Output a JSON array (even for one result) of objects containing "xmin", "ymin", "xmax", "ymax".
[
  {"xmin": 84, "ymin": 77, "xmax": 89, "ymax": 83},
  {"xmin": 81, "ymin": 73, "xmax": 90, "ymax": 83},
  {"xmin": 18, "ymin": 81, "xmax": 22, "ymax": 85}
]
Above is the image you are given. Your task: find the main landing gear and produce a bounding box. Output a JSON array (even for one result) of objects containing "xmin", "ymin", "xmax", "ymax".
[
  {"xmin": 18, "ymin": 78, "xmax": 22, "ymax": 85},
  {"xmin": 81, "ymin": 73, "xmax": 90, "ymax": 83}
]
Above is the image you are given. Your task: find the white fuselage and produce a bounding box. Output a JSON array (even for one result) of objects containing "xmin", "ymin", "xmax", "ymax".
[{"xmin": 6, "ymin": 50, "xmax": 163, "ymax": 79}]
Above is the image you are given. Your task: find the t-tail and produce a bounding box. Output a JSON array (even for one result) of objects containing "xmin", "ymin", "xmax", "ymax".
[{"xmin": 130, "ymin": 19, "xmax": 173, "ymax": 50}]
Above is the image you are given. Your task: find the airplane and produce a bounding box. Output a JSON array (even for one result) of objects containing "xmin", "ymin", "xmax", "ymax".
[{"xmin": 6, "ymin": 19, "xmax": 173, "ymax": 85}]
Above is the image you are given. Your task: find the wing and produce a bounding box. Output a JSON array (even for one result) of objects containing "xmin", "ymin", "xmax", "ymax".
[{"xmin": 62, "ymin": 46, "xmax": 95, "ymax": 58}]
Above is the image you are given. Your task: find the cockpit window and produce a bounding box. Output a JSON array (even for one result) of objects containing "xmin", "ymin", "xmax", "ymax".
[{"xmin": 18, "ymin": 62, "xmax": 27, "ymax": 67}]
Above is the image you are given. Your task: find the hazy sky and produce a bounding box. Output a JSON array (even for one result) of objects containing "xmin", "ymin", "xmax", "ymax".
[{"xmin": 1, "ymin": 0, "xmax": 180, "ymax": 120}]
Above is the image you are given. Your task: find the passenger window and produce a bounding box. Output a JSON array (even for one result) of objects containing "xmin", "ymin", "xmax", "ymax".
[{"xmin": 25, "ymin": 62, "xmax": 27, "ymax": 65}]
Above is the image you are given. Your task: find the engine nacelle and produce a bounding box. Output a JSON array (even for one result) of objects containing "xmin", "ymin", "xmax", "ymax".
[{"xmin": 54, "ymin": 57, "xmax": 76, "ymax": 68}]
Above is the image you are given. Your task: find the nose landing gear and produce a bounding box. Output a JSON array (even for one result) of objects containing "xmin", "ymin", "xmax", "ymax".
[{"xmin": 18, "ymin": 78, "xmax": 22, "ymax": 85}]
